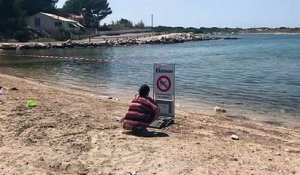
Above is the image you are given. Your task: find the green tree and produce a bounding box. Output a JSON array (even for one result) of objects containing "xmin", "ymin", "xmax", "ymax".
[
  {"xmin": 114, "ymin": 18, "xmax": 133, "ymax": 28},
  {"xmin": 15, "ymin": 0, "xmax": 58, "ymax": 16},
  {"xmin": 62, "ymin": 0, "xmax": 112, "ymax": 28},
  {"xmin": 0, "ymin": 0, "xmax": 16, "ymax": 36},
  {"xmin": 135, "ymin": 20, "xmax": 145, "ymax": 29}
]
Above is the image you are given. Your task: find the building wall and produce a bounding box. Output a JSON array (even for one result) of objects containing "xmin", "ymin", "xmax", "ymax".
[{"xmin": 27, "ymin": 13, "xmax": 80, "ymax": 34}]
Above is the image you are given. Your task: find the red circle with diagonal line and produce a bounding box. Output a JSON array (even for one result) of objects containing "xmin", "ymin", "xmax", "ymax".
[{"xmin": 157, "ymin": 76, "xmax": 171, "ymax": 92}]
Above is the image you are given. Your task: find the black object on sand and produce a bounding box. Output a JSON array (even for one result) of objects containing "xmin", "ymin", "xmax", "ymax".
[{"xmin": 149, "ymin": 116, "xmax": 174, "ymax": 129}]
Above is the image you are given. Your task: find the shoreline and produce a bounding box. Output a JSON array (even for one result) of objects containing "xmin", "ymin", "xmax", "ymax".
[
  {"xmin": 0, "ymin": 73, "xmax": 300, "ymax": 174},
  {"xmin": 238, "ymin": 32, "xmax": 300, "ymax": 35},
  {"xmin": 1, "ymin": 69, "xmax": 299, "ymax": 130}
]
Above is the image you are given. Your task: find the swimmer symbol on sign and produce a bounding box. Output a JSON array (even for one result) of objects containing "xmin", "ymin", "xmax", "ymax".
[{"xmin": 157, "ymin": 76, "xmax": 171, "ymax": 92}]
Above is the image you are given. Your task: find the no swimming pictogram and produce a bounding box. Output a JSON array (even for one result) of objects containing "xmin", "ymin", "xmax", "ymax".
[{"xmin": 157, "ymin": 75, "xmax": 171, "ymax": 92}]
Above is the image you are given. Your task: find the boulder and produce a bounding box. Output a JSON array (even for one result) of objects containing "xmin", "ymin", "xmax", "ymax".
[
  {"xmin": 52, "ymin": 44, "xmax": 64, "ymax": 48},
  {"xmin": 18, "ymin": 44, "xmax": 32, "ymax": 50},
  {"xmin": 63, "ymin": 39, "xmax": 72, "ymax": 44},
  {"xmin": 214, "ymin": 106, "xmax": 227, "ymax": 113},
  {"xmin": 231, "ymin": 134, "xmax": 239, "ymax": 140},
  {"xmin": 0, "ymin": 44, "xmax": 17, "ymax": 50},
  {"xmin": 224, "ymin": 37, "xmax": 239, "ymax": 40},
  {"xmin": 33, "ymin": 43, "xmax": 47, "ymax": 49}
]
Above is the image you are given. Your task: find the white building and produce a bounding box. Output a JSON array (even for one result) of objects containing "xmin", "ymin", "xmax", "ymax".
[{"xmin": 27, "ymin": 12, "xmax": 85, "ymax": 35}]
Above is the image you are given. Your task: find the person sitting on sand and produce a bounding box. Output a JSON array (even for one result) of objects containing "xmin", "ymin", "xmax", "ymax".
[{"xmin": 123, "ymin": 85, "xmax": 160, "ymax": 131}]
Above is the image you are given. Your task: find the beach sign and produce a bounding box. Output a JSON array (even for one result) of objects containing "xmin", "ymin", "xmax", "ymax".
[{"xmin": 153, "ymin": 63, "xmax": 175, "ymax": 117}]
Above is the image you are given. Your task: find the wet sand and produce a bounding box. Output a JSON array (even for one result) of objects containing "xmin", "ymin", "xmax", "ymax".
[{"xmin": 0, "ymin": 73, "xmax": 300, "ymax": 175}]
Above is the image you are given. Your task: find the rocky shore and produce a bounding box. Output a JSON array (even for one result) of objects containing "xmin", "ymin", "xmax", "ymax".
[{"xmin": 0, "ymin": 33, "xmax": 238, "ymax": 50}]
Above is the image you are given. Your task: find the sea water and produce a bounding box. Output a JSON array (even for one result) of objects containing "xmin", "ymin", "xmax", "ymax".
[{"xmin": 0, "ymin": 34, "xmax": 300, "ymax": 125}]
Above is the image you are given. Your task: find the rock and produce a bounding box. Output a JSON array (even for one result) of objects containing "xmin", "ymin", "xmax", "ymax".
[
  {"xmin": 0, "ymin": 43, "xmax": 17, "ymax": 50},
  {"xmin": 33, "ymin": 43, "xmax": 47, "ymax": 49},
  {"xmin": 115, "ymin": 117, "xmax": 123, "ymax": 122},
  {"xmin": 0, "ymin": 134, "xmax": 4, "ymax": 146},
  {"xmin": 10, "ymin": 87, "xmax": 19, "ymax": 91},
  {"xmin": 260, "ymin": 166, "xmax": 269, "ymax": 170},
  {"xmin": 230, "ymin": 157, "xmax": 238, "ymax": 161},
  {"xmin": 64, "ymin": 39, "xmax": 72, "ymax": 44},
  {"xmin": 60, "ymin": 162, "xmax": 70, "ymax": 170},
  {"xmin": 231, "ymin": 134, "xmax": 239, "ymax": 140},
  {"xmin": 46, "ymin": 43, "xmax": 52, "ymax": 48},
  {"xmin": 214, "ymin": 106, "xmax": 227, "ymax": 113},
  {"xmin": 49, "ymin": 161, "xmax": 62, "ymax": 169},
  {"xmin": 224, "ymin": 37, "xmax": 239, "ymax": 40},
  {"xmin": 108, "ymin": 96, "xmax": 113, "ymax": 100},
  {"xmin": 18, "ymin": 44, "xmax": 32, "ymax": 50},
  {"xmin": 52, "ymin": 44, "xmax": 64, "ymax": 48}
]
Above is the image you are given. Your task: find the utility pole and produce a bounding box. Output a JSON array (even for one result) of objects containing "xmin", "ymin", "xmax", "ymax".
[{"xmin": 151, "ymin": 14, "xmax": 154, "ymax": 28}]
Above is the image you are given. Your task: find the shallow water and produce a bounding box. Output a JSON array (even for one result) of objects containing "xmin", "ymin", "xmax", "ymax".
[{"xmin": 1, "ymin": 34, "xmax": 300, "ymax": 124}]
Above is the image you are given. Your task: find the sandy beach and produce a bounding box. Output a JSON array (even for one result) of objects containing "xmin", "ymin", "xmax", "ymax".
[{"xmin": 0, "ymin": 73, "xmax": 300, "ymax": 175}]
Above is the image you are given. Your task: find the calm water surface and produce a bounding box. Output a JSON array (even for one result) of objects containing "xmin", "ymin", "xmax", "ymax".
[{"xmin": 1, "ymin": 34, "xmax": 300, "ymax": 124}]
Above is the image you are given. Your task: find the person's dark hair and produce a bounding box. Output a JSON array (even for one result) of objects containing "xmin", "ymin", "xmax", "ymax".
[{"xmin": 139, "ymin": 85, "xmax": 150, "ymax": 97}]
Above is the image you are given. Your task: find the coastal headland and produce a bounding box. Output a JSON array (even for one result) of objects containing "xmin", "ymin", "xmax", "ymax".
[
  {"xmin": 0, "ymin": 73, "xmax": 299, "ymax": 174},
  {"xmin": 0, "ymin": 33, "xmax": 238, "ymax": 50}
]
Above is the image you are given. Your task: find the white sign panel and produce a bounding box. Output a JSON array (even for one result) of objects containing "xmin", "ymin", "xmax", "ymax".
[
  {"xmin": 153, "ymin": 63, "xmax": 175, "ymax": 117},
  {"xmin": 153, "ymin": 64, "xmax": 175, "ymax": 100}
]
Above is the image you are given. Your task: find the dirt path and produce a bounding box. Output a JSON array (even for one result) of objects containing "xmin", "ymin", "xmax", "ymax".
[{"xmin": 0, "ymin": 73, "xmax": 299, "ymax": 175}]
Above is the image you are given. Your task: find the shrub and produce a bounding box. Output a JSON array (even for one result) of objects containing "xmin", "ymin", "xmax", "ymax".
[{"xmin": 14, "ymin": 30, "xmax": 31, "ymax": 42}]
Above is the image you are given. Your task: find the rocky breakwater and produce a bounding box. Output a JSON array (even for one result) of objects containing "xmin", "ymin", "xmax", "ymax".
[
  {"xmin": 0, "ymin": 43, "xmax": 50, "ymax": 50},
  {"xmin": 0, "ymin": 33, "xmax": 231, "ymax": 50},
  {"xmin": 140, "ymin": 33, "xmax": 221, "ymax": 45}
]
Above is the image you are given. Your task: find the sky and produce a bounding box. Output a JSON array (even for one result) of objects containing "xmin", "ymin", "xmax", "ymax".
[{"xmin": 56, "ymin": 0, "xmax": 300, "ymax": 28}]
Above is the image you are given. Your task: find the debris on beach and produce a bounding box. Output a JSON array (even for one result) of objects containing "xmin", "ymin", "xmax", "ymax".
[
  {"xmin": 128, "ymin": 171, "xmax": 137, "ymax": 175},
  {"xmin": 115, "ymin": 117, "xmax": 123, "ymax": 122},
  {"xmin": 229, "ymin": 157, "xmax": 239, "ymax": 161},
  {"xmin": 214, "ymin": 106, "xmax": 227, "ymax": 113},
  {"xmin": 10, "ymin": 87, "xmax": 19, "ymax": 91},
  {"xmin": 27, "ymin": 99, "xmax": 37, "ymax": 108},
  {"xmin": 231, "ymin": 134, "xmax": 240, "ymax": 140},
  {"xmin": 0, "ymin": 86, "xmax": 3, "ymax": 95}
]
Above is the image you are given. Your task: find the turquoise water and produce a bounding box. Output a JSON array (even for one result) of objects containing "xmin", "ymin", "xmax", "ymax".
[{"xmin": 1, "ymin": 34, "xmax": 300, "ymax": 123}]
